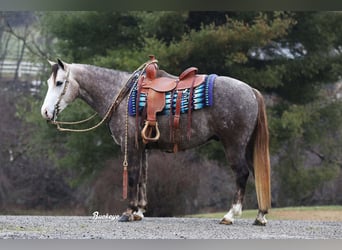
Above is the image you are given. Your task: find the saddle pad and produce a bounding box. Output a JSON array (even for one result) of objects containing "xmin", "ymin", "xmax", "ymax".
[{"xmin": 128, "ymin": 74, "xmax": 217, "ymax": 116}]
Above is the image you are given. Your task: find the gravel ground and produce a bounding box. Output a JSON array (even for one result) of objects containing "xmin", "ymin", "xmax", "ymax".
[{"xmin": 0, "ymin": 216, "xmax": 341, "ymax": 239}]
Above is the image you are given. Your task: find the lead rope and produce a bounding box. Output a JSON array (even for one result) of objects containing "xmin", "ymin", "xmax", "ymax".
[
  {"xmin": 122, "ymin": 81, "xmax": 133, "ymax": 200},
  {"xmin": 122, "ymin": 110, "xmax": 129, "ymax": 199}
]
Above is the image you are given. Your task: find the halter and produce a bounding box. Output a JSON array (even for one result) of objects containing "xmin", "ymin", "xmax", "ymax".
[{"xmin": 53, "ymin": 69, "xmax": 70, "ymax": 122}]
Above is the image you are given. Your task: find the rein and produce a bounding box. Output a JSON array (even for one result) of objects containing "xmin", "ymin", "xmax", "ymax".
[{"xmin": 50, "ymin": 58, "xmax": 157, "ymax": 132}]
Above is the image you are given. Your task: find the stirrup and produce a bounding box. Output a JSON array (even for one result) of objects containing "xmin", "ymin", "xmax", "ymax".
[{"xmin": 141, "ymin": 121, "xmax": 160, "ymax": 143}]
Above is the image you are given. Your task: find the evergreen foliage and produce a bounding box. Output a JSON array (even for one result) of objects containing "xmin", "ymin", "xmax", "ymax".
[{"xmin": 16, "ymin": 11, "xmax": 342, "ymax": 209}]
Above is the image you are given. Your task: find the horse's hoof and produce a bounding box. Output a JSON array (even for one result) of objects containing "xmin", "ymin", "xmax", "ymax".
[
  {"xmin": 118, "ymin": 213, "xmax": 133, "ymax": 222},
  {"xmin": 219, "ymin": 218, "xmax": 233, "ymax": 225},
  {"xmin": 118, "ymin": 212, "xmax": 143, "ymax": 222},
  {"xmin": 133, "ymin": 214, "xmax": 143, "ymax": 221},
  {"xmin": 253, "ymin": 219, "xmax": 267, "ymax": 226}
]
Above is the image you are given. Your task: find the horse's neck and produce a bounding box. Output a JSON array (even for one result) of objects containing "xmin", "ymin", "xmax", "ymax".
[{"xmin": 71, "ymin": 64, "xmax": 129, "ymax": 116}]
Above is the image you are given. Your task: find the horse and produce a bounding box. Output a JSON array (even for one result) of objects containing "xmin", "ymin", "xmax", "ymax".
[{"xmin": 41, "ymin": 58, "xmax": 271, "ymax": 226}]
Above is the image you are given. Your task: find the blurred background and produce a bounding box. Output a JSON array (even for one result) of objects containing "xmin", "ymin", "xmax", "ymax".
[{"xmin": 0, "ymin": 11, "xmax": 341, "ymax": 216}]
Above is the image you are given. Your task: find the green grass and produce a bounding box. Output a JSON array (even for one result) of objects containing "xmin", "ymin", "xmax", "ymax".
[
  {"xmin": 187, "ymin": 206, "xmax": 342, "ymax": 220},
  {"xmin": 2, "ymin": 206, "xmax": 342, "ymax": 220}
]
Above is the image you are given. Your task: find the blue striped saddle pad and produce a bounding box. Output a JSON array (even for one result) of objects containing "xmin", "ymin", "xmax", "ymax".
[{"xmin": 128, "ymin": 74, "xmax": 217, "ymax": 117}]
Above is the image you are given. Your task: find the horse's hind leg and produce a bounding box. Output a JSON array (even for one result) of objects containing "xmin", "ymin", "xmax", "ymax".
[
  {"xmin": 242, "ymin": 139, "xmax": 269, "ymax": 226},
  {"xmin": 246, "ymin": 139, "xmax": 268, "ymax": 226},
  {"xmin": 220, "ymin": 146, "xmax": 250, "ymax": 225}
]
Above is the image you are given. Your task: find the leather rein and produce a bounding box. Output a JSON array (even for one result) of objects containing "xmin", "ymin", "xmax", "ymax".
[{"xmin": 50, "ymin": 59, "xmax": 157, "ymax": 132}]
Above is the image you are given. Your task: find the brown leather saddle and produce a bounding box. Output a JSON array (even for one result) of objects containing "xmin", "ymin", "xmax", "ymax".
[{"xmin": 136, "ymin": 56, "xmax": 206, "ymax": 152}]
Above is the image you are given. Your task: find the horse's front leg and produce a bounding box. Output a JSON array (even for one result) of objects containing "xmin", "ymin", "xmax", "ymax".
[{"xmin": 118, "ymin": 149, "xmax": 148, "ymax": 222}]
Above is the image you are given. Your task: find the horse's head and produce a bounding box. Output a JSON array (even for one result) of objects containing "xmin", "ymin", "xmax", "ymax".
[{"xmin": 41, "ymin": 59, "xmax": 79, "ymax": 121}]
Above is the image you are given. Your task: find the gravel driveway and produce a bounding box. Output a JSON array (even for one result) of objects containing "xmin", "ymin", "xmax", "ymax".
[{"xmin": 0, "ymin": 215, "xmax": 341, "ymax": 239}]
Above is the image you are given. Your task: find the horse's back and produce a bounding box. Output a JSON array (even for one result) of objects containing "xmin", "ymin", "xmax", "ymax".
[
  {"xmin": 144, "ymin": 75, "xmax": 258, "ymax": 151},
  {"xmin": 208, "ymin": 76, "xmax": 258, "ymax": 142},
  {"xmin": 212, "ymin": 76, "xmax": 258, "ymax": 122},
  {"xmin": 214, "ymin": 76, "xmax": 257, "ymax": 108}
]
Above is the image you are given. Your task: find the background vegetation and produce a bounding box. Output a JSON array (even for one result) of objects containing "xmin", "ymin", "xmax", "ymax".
[{"xmin": 0, "ymin": 11, "xmax": 341, "ymax": 216}]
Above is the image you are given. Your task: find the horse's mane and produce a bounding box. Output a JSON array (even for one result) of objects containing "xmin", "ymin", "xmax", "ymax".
[
  {"xmin": 73, "ymin": 63, "xmax": 130, "ymax": 85},
  {"xmin": 79, "ymin": 63, "xmax": 125, "ymax": 75}
]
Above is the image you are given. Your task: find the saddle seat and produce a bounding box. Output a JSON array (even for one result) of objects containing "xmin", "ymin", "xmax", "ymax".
[
  {"xmin": 137, "ymin": 56, "xmax": 206, "ymax": 151},
  {"xmin": 141, "ymin": 67, "xmax": 205, "ymax": 93}
]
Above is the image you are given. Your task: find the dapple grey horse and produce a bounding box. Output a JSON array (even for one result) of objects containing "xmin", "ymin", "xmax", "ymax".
[{"xmin": 41, "ymin": 59, "xmax": 271, "ymax": 225}]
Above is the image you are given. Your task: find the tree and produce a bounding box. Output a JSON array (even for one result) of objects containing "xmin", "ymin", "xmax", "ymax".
[
  {"xmin": 0, "ymin": 12, "xmax": 11, "ymax": 78},
  {"xmin": 41, "ymin": 11, "xmax": 141, "ymax": 63},
  {"xmin": 273, "ymin": 12, "xmax": 342, "ymax": 104},
  {"xmin": 2, "ymin": 12, "xmax": 37, "ymax": 81}
]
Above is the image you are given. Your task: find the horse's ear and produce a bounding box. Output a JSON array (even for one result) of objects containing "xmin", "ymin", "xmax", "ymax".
[
  {"xmin": 57, "ymin": 58, "xmax": 66, "ymax": 70},
  {"xmin": 47, "ymin": 60, "xmax": 55, "ymax": 66}
]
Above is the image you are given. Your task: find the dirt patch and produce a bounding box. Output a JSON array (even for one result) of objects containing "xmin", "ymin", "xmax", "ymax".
[{"xmin": 270, "ymin": 210, "xmax": 342, "ymax": 221}]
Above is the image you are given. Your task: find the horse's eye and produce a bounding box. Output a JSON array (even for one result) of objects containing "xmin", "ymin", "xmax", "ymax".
[{"xmin": 56, "ymin": 81, "xmax": 63, "ymax": 86}]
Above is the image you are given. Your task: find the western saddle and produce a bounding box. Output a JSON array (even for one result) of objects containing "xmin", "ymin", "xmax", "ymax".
[{"xmin": 136, "ymin": 55, "xmax": 206, "ymax": 152}]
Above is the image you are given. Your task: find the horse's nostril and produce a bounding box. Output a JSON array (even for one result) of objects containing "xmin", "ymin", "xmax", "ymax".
[{"xmin": 43, "ymin": 109, "xmax": 51, "ymax": 119}]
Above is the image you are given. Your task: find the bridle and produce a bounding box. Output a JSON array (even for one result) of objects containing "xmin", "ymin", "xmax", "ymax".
[
  {"xmin": 52, "ymin": 69, "xmax": 70, "ymax": 122},
  {"xmin": 49, "ymin": 65, "xmax": 113, "ymax": 132},
  {"xmin": 49, "ymin": 57, "xmax": 158, "ymax": 133}
]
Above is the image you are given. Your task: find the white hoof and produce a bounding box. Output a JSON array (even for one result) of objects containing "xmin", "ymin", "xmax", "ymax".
[{"xmin": 221, "ymin": 203, "xmax": 242, "ymax": 225}]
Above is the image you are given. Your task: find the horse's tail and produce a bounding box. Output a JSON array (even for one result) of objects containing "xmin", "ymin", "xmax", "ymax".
[{"xmin": 252, "ymin": 89, "xmax": 271, "ymax": 212}]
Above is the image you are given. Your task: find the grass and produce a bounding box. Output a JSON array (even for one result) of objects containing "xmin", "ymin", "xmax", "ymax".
[
  {"xmin": 187, "ymin": 206, "xmax": 342, "ymax": 221},
  {"xmin": 2, "ymin": 206, "xmax": 342, "ymax": 221}
]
